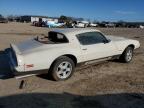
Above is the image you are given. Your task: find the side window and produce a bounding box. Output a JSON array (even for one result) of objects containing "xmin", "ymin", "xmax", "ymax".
[{"xmin": 76, "ymin": 32, "xmax": 106, "ymax": 45}]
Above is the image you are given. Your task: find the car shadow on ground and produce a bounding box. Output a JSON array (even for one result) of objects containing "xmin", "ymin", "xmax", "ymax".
[
  {"xmin": 0, "ymin": 50, "xmax": 14, "ymax": 79},
  {"xmin": 37, "ymin": 73, "xmax": 53, "ymax": 80},
  {"xmin": 0, "ymin": 92, "xmax": 143, "ymax": 108}
]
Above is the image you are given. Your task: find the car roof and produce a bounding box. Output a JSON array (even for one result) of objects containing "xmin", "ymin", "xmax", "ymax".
[{"xmin": 51, "ymin": 28, "xmax": 101, "ymax": 36}]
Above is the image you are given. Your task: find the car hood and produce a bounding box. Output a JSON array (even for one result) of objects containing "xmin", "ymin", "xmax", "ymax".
[{"xmin": 106, "ymin": 35, "xmax": 128, "ymax": 41}]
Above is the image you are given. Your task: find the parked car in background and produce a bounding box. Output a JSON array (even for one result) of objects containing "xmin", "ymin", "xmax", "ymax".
[
  {"xmin": 0, "ymin": 17, "xmax": 8, "ymax": 23},
  {"xmin": 89, "ymin": 23, "xmax": 98, "ymax": 27},
  {"xmin": 46, "ymin": 21, "xmax": 65, "ymax": 28},
  {"xmin": 75, "ymin": 21, "xmax": 89, "ymax": 28},
  {"xmin": 140, "ymin": 25, "xmax": 144, "ymax": 29},
  {"xmin": 9, "ymin": 28, "xmax": 140, "ymax": 81}
]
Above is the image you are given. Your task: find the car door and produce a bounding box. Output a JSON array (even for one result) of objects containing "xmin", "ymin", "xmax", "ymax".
[{"xmin": 76, "ymin": 32, "xmax": 117, "ymax": 62}]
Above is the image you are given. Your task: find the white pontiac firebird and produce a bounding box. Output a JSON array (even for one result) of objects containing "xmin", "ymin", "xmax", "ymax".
[{"xmin": 9, "ymin": 28, "xmax": 140, "ymax": 81}]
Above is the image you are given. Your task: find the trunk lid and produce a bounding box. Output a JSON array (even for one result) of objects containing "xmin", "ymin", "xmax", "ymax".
[
  {"xmin": 15, "ymin": 39, "xmax": 43, "ymax": 54},
  {"xmin": 10, "ymin": 38, "xmax": 62, "ymax": 55}
]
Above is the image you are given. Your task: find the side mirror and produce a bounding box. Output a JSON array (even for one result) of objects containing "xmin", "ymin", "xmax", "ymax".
[
  {"xmin": 103, "ymin": 39, "xmax": 111, "ymax": 44},
  {"xmin": 107, "ymin": 39, "xmax": 111, "ymax": 43}
]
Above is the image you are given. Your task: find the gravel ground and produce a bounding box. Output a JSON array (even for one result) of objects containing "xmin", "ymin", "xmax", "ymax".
[{"xmin": 0, "ymin": 22, "xmax": 144, "ymax": 108}]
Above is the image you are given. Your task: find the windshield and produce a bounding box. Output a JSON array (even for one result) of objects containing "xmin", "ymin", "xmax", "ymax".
[{"xmin": 35, "ymin": 32, "xmax": 69, "ymax": 44}]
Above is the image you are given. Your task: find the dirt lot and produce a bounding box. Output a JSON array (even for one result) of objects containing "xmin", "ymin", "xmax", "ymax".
[{"xmin": 0, "ymin": 22, "xmax": 144, "ymax": 108}]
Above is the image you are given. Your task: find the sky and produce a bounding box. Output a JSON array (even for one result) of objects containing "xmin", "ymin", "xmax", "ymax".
[{"xmin": 0, "ymin": 0, "xmax": 144, "ymax": 22}]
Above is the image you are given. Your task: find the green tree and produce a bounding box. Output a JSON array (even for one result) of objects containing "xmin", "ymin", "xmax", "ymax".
[
  {"xmin": 59, "ymin": 15, "xmax": 68, "ymax": 23},
  {"xmin": 59, "ymin": 15, "xmax": 73, "ymax": 23}
]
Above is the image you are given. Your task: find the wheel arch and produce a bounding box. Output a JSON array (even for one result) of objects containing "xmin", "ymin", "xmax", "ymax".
[
  {"xmin": 127, "ymin": 44, "xmax": 135, "ymax": 49},
  {"xmin": 121, "ymin": 44, "xmax": 135, "ymax": 55},
  {"xmin": 49, "ymin": 54, "xmax": 77, "ymax": 70},
  {"xmin": 62, "ymin": 54, "xmax": 77, "ymax": 66},
  {"xmin": 119, "ymin": 44, "xmax": 134, "ymax": 63}
]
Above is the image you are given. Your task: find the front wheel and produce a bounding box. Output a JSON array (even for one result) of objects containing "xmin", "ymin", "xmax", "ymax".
[
  {"xmin": 119, "ymin": 47, "xmax": 134, "ymax": 63},
  {"xmin": 50, "ymin": 56, "xmax": 75, "ymax": 81}
]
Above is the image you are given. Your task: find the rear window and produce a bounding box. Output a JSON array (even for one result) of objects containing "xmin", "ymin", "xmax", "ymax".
[
  {"xmin": 36, "ymin": 32, "xmax": 69, "ymax": 44},
  {"xmin": 48, "ymin": 32, "xmax": 69, "ymax": 43}
]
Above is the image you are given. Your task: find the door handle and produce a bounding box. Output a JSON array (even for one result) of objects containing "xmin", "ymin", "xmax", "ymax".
[{"xmin": 82, "ymin": 48, "xmax": 87, "ymax": 50}]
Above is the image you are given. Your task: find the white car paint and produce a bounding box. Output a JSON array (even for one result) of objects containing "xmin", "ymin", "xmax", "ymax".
[
  {"xmin": 90, "ymin": 23, "xmax": 98, "ymax": 27},
  {"xmin": 140, "ymin": 25, "xmax": 144, "ymax": 29},
  {"xmin": 75, "ymin": 23, "xmax": 86, "ymax": 28},
  {"xmin": 75, "ymin": 21, "xmax": 89, "ymax": 28},
  {"xmin": 9, "ymin": 28, "xmax": 140, "ymax": 74}
]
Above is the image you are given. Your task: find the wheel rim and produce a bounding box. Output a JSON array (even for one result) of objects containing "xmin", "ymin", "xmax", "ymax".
[
  {"xmin": 56, "ymin": 61, "xmax": 72, "ymax": 79},
  {"xmin": 126, "ymin": 49, "xmax": 133, "ymax": 61}
]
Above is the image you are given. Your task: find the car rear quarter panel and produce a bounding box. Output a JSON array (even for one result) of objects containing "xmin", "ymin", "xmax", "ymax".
[{"xmin": 23, "ymin": 43, "xmax": 82, "ymax": 71}]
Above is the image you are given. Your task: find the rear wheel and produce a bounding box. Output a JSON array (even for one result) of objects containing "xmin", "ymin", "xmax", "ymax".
[
  {"xmin": 119, "ymin": 47, "xmax": 134, "ymax": 63},
  {"xmin": 50, "ymin": 56, "xmax": 75, "ymax": 81}
]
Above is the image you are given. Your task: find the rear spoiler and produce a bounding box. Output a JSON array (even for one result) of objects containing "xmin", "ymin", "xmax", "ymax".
[{"xmin": 10, "ymin": 44, "xmax": 22, "ymax": 55}]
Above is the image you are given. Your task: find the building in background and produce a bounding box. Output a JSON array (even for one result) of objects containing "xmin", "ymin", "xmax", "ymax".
[{"xmin": 31, "ymin": 16, "xmax": 58, "ymax": 23}]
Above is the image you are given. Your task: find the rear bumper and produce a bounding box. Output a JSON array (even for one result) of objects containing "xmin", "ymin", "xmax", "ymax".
[
  {"xmin": 8, "ymin": 50, "xmax": 48, "ymax": 78},
  {"xmin": 9, "ymin": 60, "xmax": 48, "ymax": 77}
]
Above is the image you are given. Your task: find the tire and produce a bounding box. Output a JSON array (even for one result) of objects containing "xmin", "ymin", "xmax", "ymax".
[
  {"xmin": 119, "ymin": 46, "xmax": 134, "ymax": 63},
  {"xmin": 49, "ymin": 56, "xmax": 75, "ymax": 81}
]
